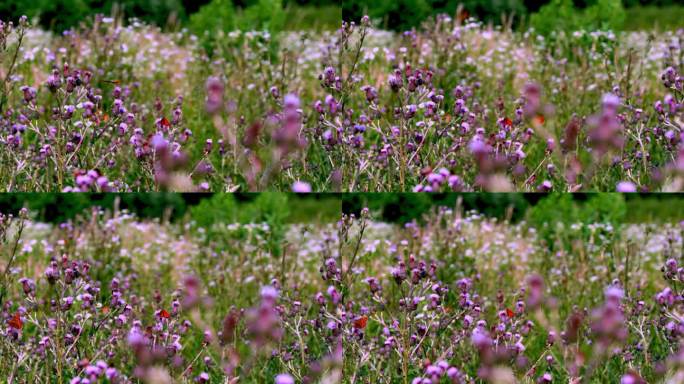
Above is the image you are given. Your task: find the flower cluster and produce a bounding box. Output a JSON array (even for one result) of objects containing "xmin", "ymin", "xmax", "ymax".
[{"xmin": 1, "ymin": 206, "xmax": 683, "ymax": 382}]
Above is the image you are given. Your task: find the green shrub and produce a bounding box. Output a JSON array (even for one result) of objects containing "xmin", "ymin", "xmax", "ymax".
[
  {"xmin": 529, "ymin": 0, "xmax": 578, "ymax": 36},
  {"xmin": 343, "ymin": 0, "xmax": 431, "ymax": 31},
  {"xmin": 580, "ymin": 193, "xmax": 626, "ymax": 225},
  {"xmin": 189, "ymin": 0, "xmax": 286, "ymax": 36},
  {"xmin": 530, "ymin": 0, "xmax": 625, "ymax": 35},
  {"xmin": 244, "ymin": 193, "xmax": 290, "ymax": 257},
  {"xmin": 344, "ymin": 0, "xmax": 526, "ymax": 31},
  {"xmin": 526, "ymin": 193, "xmax": 577, "ymax": 246},
  {"xmin": 0, "ymin": 193, "xmax": 190, "ymax": 223},
  {"xmin": 0, "ymin": 0, "xmax": 187, "ymax": 32},
  {"xmin": 10, "ymin": 0, "xmax": 89, "ymax": 32},
  {"xmin": 239, "ymin": 0, "xmax": 286, "ymax": 32},
  {"xmin": 526, "ymin": 193, "xmax": 626, "ymax": 250},
  {"xmin": 584, "ymin": 0, "xmax": 626, "ymax": 31},
  {"xmin": 188, "ymin": 193, "xmax": 239, "ymax": 229},
  {"xmin": 188, "ymin": 0, "xmax": 236, "ymax": 37},
  {"xmin": 189, "ymin": 193, "xmax": 290, "ymax": 257}
]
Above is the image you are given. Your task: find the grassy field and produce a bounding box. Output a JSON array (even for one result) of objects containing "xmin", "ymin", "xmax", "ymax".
[
  {"xmin": 0, "ymin": 6, "xmax": 682, "ymax": 192},
  {"xmin": 0, "ymin": 200, "xmax": 683, "ymax": 382}
]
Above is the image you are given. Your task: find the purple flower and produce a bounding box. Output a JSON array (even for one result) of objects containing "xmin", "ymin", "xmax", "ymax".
[
  {"xmin": 602, "ymin": 93, "xmax": 620, "ymax": 112},
  {"xmin": 197, "ymin": 372, "xmax": 210, "ymax": 383},
  {"xmin": 20, "ymin": 85, "xmax": 36, "ymax": 102},
  {"xmin": 284, "ymin": 94, "xmax": 300, "ymax": 110},
  {"xmin": 275, "ymin": 373, "xmax": 294, "ymax": 384},
  {"xmin": 46, "ymin": 69, "xmax": 62, "ymax": 92},
  {"xmin": 260, "ymin": 285, "xmax": 279, "ymax": 302},
  {"xmin": 292, "ymin": 181, "xmax": 311, "ymax": 193},
  {"xmin": 537, "ymin": 180, "xmax": 552, "ymax": 192},
  {"xmin": 616, "ymin": 181, "xmax": 637, "ymax": 192},
  {"xmin": 205, "ymin": 77, "xmax": 224, "ymax": 114},
  {"xmin": 105, "ymin": 368, "xmax": 118, "ymax": 380},
  {"xmin": 388, "ymin": 71, "xmax": 403, "ymax": 92}
]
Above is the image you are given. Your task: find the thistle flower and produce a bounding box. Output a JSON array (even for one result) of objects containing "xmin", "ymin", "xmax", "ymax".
[
  {"xmin": 616, "ymin": 181, "xmax": 637, "ymax": 192},
  {"xmin": 292, "ymin": 181, "xmax": 311, "ymax": 193},
  {"xmin": 275, "ymin": 373, "xmax": 294, "ymax": 384}
]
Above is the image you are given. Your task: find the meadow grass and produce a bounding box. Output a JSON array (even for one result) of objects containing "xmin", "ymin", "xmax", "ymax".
[
  {"xmin": 0, "ymin": 10, "xmax": 682, "ymax": 192},
  {"xmin": 624, "ymin": 5, "xmax": 684, "ymax": 31},
  {"xmin": 0, "ymin": 201, "xmax": 683, "ymax": 382}
]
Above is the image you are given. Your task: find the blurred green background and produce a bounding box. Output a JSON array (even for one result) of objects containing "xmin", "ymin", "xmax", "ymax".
[
  {"xmin": 1, "ymin": 193, "xmax": 681, "ymax": 226},
  {"xmin": 343, "ymin": 0, "xmax": 684, "ymax": 32},
  {"xmin": 0, "ymin": 193, "xmax": 341, "ymax": 224},
  {"xmin": 0, "ymin": 0, "xmax": 340, "ymax": 32},
  {"xmin": 342, "ymin": 193, "xmax": 684, "ymax": 224}
]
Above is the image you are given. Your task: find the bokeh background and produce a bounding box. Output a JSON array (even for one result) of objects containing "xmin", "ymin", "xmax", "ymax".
[
  {"xmin": 0, "ymin": 193, "xmax": 681, "ymax": 226},
  {"xmin": 0, "ymin": 193, "xmax": 341, "ymax": 223},
  {"xmin": 342, "ymin": 193, "xmax": 684, "ymax": 224},
  {"xmin": 0, "ymin": 0, "xmax": 340, "ymax": 33},
  {"xmin": 343, "ymin": 0, "xmax": 684, "ymax": 32}
]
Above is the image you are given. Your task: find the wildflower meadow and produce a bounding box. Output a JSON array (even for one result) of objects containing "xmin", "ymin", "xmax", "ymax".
[
  {"xmin": 0, "ymin": 194, "xmax": 683, "ymax": 383},
  {"xmin": 1, "ymin": 1, "xmax": 684, "ymax": 383},
  {"xmin": 0, "ymin": 2, "xmax": 681, "ymax": 192}
]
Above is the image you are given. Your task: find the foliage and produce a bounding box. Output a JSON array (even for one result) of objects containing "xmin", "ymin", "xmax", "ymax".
[
  {"xmin": 530, "ymin": 0, "xmax": 626, "ymax": 35},
  {"xmin": 342, "ymin": 0, "xmax": 430, "ymax": 31},
  {"xmin": 188, "ymin": 0, "xmax": 291, "ymax": 36},
  {"xmin": 527, "ymin": 193, "xmax": 627, "ymax": 249},
  {"xmin": 583, "ymin": 0, "xmax": 626, "ymax": 32},
  {"xmin": 0, "ymin": 193, "xmax": 193, "ymax": 223},
  {"xmin": 343, "ymin": 0, "xmax": 529, "ymax": 30},
  {"xmin": 0, "ymin": 0, "xmax": 187, "ymax": 32},
  {"xmin": 435, "ymin": 0, "xmax": 527, "ymax": 23},
  {"xmin": 529, "ymin": 0, "xmax": 578, "ymax": 35},
  {"xmin": 343, "ymin": 193, "xmax": 531, "ymax": 223},
  {"xmin": 624, "ymin": 5, "xmax": 684, "ymax": 31},
  {"xmin": 239, "ymin": 0, "xmax": 286, "ymax": 32},
  {"xmin": 0, "ymin": 0, "xmax": 336, "ymax": 33},
  {"xmin": 282, "ymin": 4, "xmax": 340, "ymax": 31},
  {"xmin": 624, "ymin": 195, "xmax": 684, "ymax": 222},
  {"xmin": 187, "ymin": 193, "xmax": 239, "ymax": 229},
  {"xmin": 188, "ymin": 0, "xmax": 236, "ymax": 37},
  {"xmin": 189, "ymin": 193, "xmax": 339, "ymax": 228},
  {"xmin": 2, "ymin": 202, "xmax": 682, "ymax": 382}
]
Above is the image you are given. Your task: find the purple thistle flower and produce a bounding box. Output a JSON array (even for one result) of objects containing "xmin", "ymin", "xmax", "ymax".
[
  {"xmin": 275, "ymin": 373, "xmax": 294, "ymax": 384},
  {"xmin": 616, "ymin": 181, "xmax": 637, "ymax": 192},
  {"xmin": 292, "ymin": 181, "xmax": 311, "ymax": 193}
]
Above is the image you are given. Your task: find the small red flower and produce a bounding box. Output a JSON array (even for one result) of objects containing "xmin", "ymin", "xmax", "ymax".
[
  {"xmin": 506, "ymin": 308, "xmax": 515, "ymax": 318},
  {"xmin": 8, "ymin": 313, "xmax": 23, "ymax": 330},
  {"xmin": 353, "ymin": 315, "xmax": 368, "ymax": 329}
]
